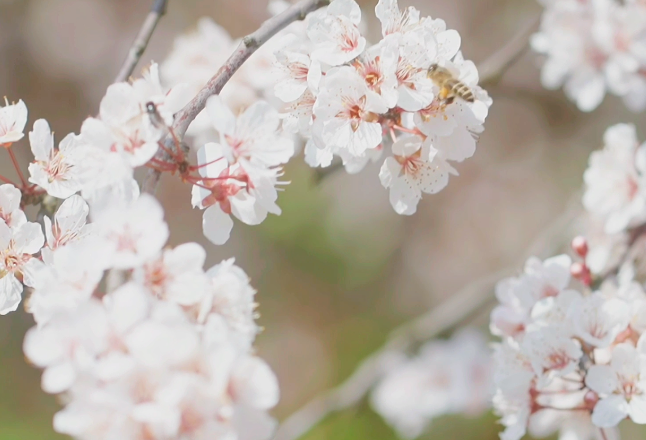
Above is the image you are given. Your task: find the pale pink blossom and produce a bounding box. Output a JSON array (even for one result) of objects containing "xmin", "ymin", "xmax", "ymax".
[
  {"xmin": 28, "ymin": 119, "xmax": 84, "ymax": 199},
  {"xmin": 0, "ymin": 98, "xmax": 28, "ymax": 145}
]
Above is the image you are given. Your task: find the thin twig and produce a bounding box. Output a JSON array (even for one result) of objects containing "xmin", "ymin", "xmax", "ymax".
[
  {"xmin": 7, "ymin": 148, "xmax": 28, "ymax": 187},
  {"xmin": 114, "ymin": 0, "xmax": 169, "ymax": 84},
  {"xmin": 271, "ymin": 195, "xmax": 581, "ymax": 440},
  {"xmin": 478, "ymin": 15, "xmax": 541, "ymax": 86},
  {"xmin": 142, "ymin": 0, "xmax": 331, "ymax": 194}
]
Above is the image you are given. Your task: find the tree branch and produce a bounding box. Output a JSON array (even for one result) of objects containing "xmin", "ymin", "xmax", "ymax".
[
  {"xmin": 114, "ymin": 0, "xmax": 169, "ymax": 84},
  {"xmin": 478, "ymin": 15, "xmax": 540, "ymax": 86},
  {"xmin": 142, "ymin": 0, "xmax": 331, "ymax": 194},
  {"xmin": 271, "ymin": 195, "xmax": 581, "ymax": 440}
]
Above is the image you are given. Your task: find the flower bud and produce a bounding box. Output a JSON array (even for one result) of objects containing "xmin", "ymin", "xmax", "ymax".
[{"xmin": 571, "ymin": 236, "xmax": 588, "ymax": 258}]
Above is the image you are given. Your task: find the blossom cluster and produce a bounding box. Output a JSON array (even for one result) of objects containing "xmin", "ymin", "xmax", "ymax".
[
  {"xmin": 581, "ymin": 123, "xmax": 646, "ymax": 279},
  {"xmin": 22, "ymin": 193, "xmax": 279, "ymax": 440},
  {"xmin": 490, "ymin": 253, "xmax": 646, "ymax": 439},
  {"xmin": 532, "ymin": 0, "xmax": 646, "ymax": 112},
  {"xmin": 490, "ymin": 123, "xmax": 646, "ymax": 439},
  {"xmin": 371, "ymin": 329, "xmax": 492, "ymax": 438},
  {"xmin": 272, "ymin": 0, "xmax": 491, "ymax": 215},
  {"xmin": 26, "ymin": 63, "xmax": 188, "ymax": 203},
  {"xmin": 161, "ymin": 15, "xmax": 284, "ymax": 143},
  {"xmin": 190, "ymin": 96, "xmax": 294, "ymax": 245},
  {"xmin": 162, "ymin": 0, "xmax": 492, "ymax": 216},
  {"xmin": 0, "ymin": 91, "xmax": 281, "ymax": 438}
]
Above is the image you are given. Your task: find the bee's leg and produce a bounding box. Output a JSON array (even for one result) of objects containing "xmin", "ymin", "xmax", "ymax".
[{"xmin": 445, "ymin": 96, "xmax": 455, "ymax": 106}]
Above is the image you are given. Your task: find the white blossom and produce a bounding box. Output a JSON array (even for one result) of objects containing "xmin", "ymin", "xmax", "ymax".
[
  {"xmin": 379, "ymin": 135, "xmax": 453, "ymax": 215},
  {"xmin": 191, "ymin": 143, "xmax": 282, "ymax": 245},
  {"xmin": 205, "ymin": 96, "xmax": 294, "ymax": 167},
  {"xmin": 0, "ymin": 98, "xmax": 28, "ymax": 145},
  {"xmin": 532, "ymin": 0, "xmax": 646, "ymax": 111},
  {"xmin": 132, "ymin": 242, "xmax": 211, "ymax": 306},
  {"xmin": 43, "ymin": 195, "xmax": 92, "ymax": 255},
  {"xmin": 28, "ymin": 119, "xmax": 84, "ymax": 199},
  {"xmin": 371, "ymin": 329, "xmax": 492, "ymax": 438},
  {"xmin": 82, "ymin": 63, "xmax": 187, "ymax": 169},
  {"xmin": 0, "ymin": 218, "xmax": 44, "ymax": 314},
  {"xmin": 569, "ymin": 292, "xmax": 631, "ymax": 348},
  {"xmin": 0, "ymin": 184, "xmax": 26, "ymax": 229},
  {"xmin": 307, "ymin": 0, "xmax": 366, "ymax": 66},
  {"xmin": 93, "ymin": 194, "xmax": 169, "ymax": 269},
  {"xmin": 587, "ymin": 342, "xmax": 646, "ymax": 427},
  {"xmin": 312, "ymin": 67, "xmax": 387, "ymax": 157},
  {"xmin": 583, "ymin": 123, "xmax": 646, "ymax": 234}
]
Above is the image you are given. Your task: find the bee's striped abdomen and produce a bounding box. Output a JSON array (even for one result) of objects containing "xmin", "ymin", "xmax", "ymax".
[{"xmin": 447, "ymin": 79, "xmax": 475, "ymax": 103}]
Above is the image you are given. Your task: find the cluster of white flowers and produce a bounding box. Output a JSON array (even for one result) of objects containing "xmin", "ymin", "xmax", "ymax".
[
  {"xmin": 25, "ymin": 63, "xmax": 188, "ymax": 203},
  {"xmin": 190, "ymin": 96, "xmax": 294, "ymax": 245},
  {"xmin": 0, "ymin": 83, "xmax": 280, "ymax": 438},
  {"xmin": 490, "ymin": 253, "xmax": 645, "ymax": 439},
  {"xmin": 271, "ymin": 0, "xmax": 491, "ymax": 214},
  {"xmin": 161, "ymin": 16, "xmax": 284, "ymax": 143},
  {"xmin": 532, "ymin": 0, "xmax": 646, "ymax": 112},
  {"xmin": 0, "ymin": 0, "xmax": 499, "ymax": 437},
  {"xmin": 161, "ymin": 0, "xmax": 492, "ymax": 216},
  {"xmin": 371, "ymin": 329, "xmax": 492, "ymax": 439},
  {"xmin": 490, "ymin": 123, "xmax": 646, "ymax": 439},
  {"xmin": 580, "ymin": 123, "xmax": 646, "ymax": 278},
  {"xmin": 22, "ymin": 193, "xmax": 279, "ymax": 440}
]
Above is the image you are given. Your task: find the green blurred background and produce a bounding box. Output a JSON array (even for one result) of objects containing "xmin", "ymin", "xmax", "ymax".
[{"xmin": 2, "ymin": 0, "xmax": 646, "ymax": 438}]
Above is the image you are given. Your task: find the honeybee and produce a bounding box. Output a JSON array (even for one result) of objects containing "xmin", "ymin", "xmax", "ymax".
[
  {"xmin": 145, "ymin": 101, "xmax": 168, "ymax": 131},
  {"xmin": 427, "ymin": 64, "xmax": 475, "ymax": 105}
]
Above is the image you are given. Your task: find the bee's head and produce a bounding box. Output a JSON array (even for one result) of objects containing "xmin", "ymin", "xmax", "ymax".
[
  {"xmin": 428, "ymin": 64, "xmax": 439, "ymax": 73},
  {"xmin": 145, "ymin": 101, "xmax": 156, "ymax": 114}
]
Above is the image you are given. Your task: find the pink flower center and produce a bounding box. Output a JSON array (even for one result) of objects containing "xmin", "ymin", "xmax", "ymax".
[
  {"xmin": 201, "ymin": 167, "xmax": 250, "ymax": 214},
  {"xmin": 144, "ymin": 258, "xmax": 169, "ymax": 297},
  {"xmin": 619, "ymin": 374, "xmax": 640, "ymax": 399},
  {"xmin": 337, "ymin": 95, "xmax": 378, "ymax": 131},
  {"xmin": 395, "ymin": 149, "xmax": 424, "ymax": 176},
  {"xmin": 541, "ymin": 285, "xmax": 559, "ymax": 299},
  {"xmin": 0, "ymin": 244, "xmax": 29, "ymax": 274},
  {"xmin": 44, "ymin": 152, "xmax": 72, "ymax": 183},
  {"xmin": 339, "ymin": 31, "xmax": 360, "ymax": 53},
  {"xmin": 546, "ymin": 350, "xmax": 570, "ymax": 370},
  {"xmin": 289, "ymin": 62, "xmax": 309, "ymax": 80},
  {"xmin": 112, "ymin": 226, "xmax": 141, "ymax": 253},
  {"xmin": 396, "ymin": 61, "xmax": 422, "ymax": 88}
]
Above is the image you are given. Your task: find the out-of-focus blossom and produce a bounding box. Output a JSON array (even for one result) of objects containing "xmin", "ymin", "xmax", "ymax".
[
  {"xmin": 586, "ymin": 340, "xmax": 646, "ymax": 427},
  {"xmin": 583, "ymin": 123, "xmax": 646, "ymax": 234},
  {"xmin": 532, "ymin": 0, "xmax": 646, "ymax": 111},
  {"xmin": 371, "ymin": 329, "xmax": 492, "ymax": 438}
]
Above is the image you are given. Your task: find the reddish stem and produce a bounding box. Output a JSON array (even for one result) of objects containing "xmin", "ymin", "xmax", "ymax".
[
  {"xmin": 7, "ymin": 148, "xmax": 28, "ymax": 187},
  {"xmin": 389, "ymin": 127, "xmax": 398, "ymax": 143},
  {"xmin": 191, "ymin": 157, "xmax": 225, "ymax": 170},
  {"xmin": 393, "ymin": 125, "xmax": 422, "ymax": 135}
]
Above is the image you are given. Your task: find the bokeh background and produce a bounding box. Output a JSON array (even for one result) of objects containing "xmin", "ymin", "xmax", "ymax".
[{"xmin": 2, "ymin": 0, "xmax": 646, "ymax": 439}]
